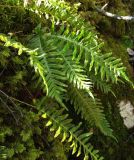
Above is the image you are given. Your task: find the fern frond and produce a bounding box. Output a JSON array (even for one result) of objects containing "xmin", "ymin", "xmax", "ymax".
[
  {"xmin": 90, "ymin": 74, "xmax": 115, "ymax": 95},
  {"xmin": 0, "ymin": 34, "xmax": 29, "ymax": 55},
  {"xmin": 24, "ymin": 0, "xmax": 129, "ymax": 83},
  {"xmin": 28, "ymin": 30, "xmax": 67, "ymax": 108},
  {"xmin": 54, "ymin": 39, "xmax": 94, "ymax": 98},
  {"xmin": 26, "ymin": 0, "xmax": 87, "ymax": 29},
  {"xmin": 0, "ymin": 33, "xmax": 67, "ymax": 108},
  {"xmin": 23, "ymin": 0, "xmax": 130, "ymax": 84},
  {"xmin": 90, "ymin": 52, "xmax": 129, "ymax": 83},
  {"xmin": 69, "ymin": 86, "xmax": 115, "ymax": 139},
  {"xmin": 28, "ymin": 28, "xmax": 94, "ymax": 99},
  {"xmin": 61, "ymin": 53, "xmax": 93, "ymax": 98},
  {"xmin": 48, "ymin": 26, "xmax": 129, "ymax": 84},
  {"xmin": 24, "ymin": 0, "xmax": 131, "ymax": 83},
  {"xmin": 40, "ymin": 105, "xmax": 104, "ymax": 160}
]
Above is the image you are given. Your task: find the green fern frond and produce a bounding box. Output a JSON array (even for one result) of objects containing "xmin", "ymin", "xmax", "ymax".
[
  {"xmin": 54, "ymin": 38, "xmax": 94, "ymax": 98},
  {"xmin": 0, "ymin": 32, "xmax": 125, "ymax": 138},
  {"xmin": 48, "ymin": 26, "xmax": 129, "ymax": 84},
  {"xmin": 40, "ymin": 105, "xmax": 103, "ymax": 160},
  {"xmin": 0, "ymin": 34, "xmax": 29, "ymax": 55},
  {"xmin": 61, "ymin": 53, "xmax": 93, "ymax": 98},
  {"xmin": 90, "ymin": 52, "xmax": 128, "ymax": 83},
  {"xmin": 90, "ymin": 74, "xmax": 115, "ymax": 95},
  {"xmin": 13, "ymin": 0, "xmax": 131, "ymax": 84},
  {"xmin": 25, "ymin": 0, "xmax": 128, "ymax": 84},
  {"xmin": 24, "ymin": 0, "xmax": 131, "ymax": 84},
  {"xmin": 28, "ymin": 27, "xmax": 94, "ymax": 99},
  {"xmin": 0, "ymin": 33, "xmax": 67, "ymax": 108},
  {"xmin": 28, "ymin": 30, "xmax": 67, "ymax": 108},
  {"xmin": 26, "ymin": 0, "xmax": 87, "ymax": 29},
  {"xmin": 69, "ymin": 86, "xmax": 115, "ymax": 139}
]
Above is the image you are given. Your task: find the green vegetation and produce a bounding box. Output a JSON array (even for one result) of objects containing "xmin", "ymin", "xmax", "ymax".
[{"xmin": 0, "ymin": 0, "xmax": 134, "ymax": 160}]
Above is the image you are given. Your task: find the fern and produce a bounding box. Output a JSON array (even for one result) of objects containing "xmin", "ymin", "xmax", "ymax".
[
  {"xmin": 62, "ymin": 53, "xmax": 93, "ymax": 98},
  {"xmin": 1, "ymin": 1, "xmax": 131, "ymax": 84},
  {"xmin": 90, "ymin": 74, "xmax": 115, "ymax": 95},
  {"xmin": 0, "ymin": 29, "xmax": 120, "ymax": 138},
  {"xmin": 69, "ymin": 86, "xmax": 115, "ymax": 139},
  {"xmin": 48, "ymin": 26, "xmax": 129, "ymax": 84},
  {"xmin": 24, "ymin": 0, "xmax": 130, "ymax": 84},
  {"xmin": 28, "ymin": 29, "xmax": 67, "ymax": 108},
  {"xmin": 0, "ymin": 0, "xmax": 131, "ymax": 158},
  {"xmin": 26, "ymin": 0, "xmax": 85, "ymax": 28},
  {"xmin": 28, "ymin": 28, "xmax": 115, "ymax": 138},
  {"xmin": 0, "ymin": 32, "xmax": 112, "ymax": 136},
  {"xmin": 42, "ymin": 31, "xmax": 93, "ymax": 97},
  {"xmin": 39, "ymin": 102, "xmax": 104, "ymax": 160},
  {"xmin": 0, "ymin": 33, "xmax": 67, "ymax": 108}
]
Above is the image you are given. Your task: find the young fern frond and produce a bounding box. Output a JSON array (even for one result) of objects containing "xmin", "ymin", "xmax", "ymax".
[
  {"xmin": 40, "ymin": 104, "xmax": 104, "ymax": 160},
  {"xmin": 69, "ymin": 86, "xmax": 115, "ymax": 139}
]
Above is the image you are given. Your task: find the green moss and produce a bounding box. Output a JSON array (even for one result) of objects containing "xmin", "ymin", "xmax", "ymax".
[{"xmin": 43, "ymin": 139, "xmax": 68, "ymax": 160}]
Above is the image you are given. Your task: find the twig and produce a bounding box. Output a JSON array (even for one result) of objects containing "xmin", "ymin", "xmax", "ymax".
[
  {"xmin": 10, "ymin": 96, "xmax": 36, "ymax": 109},
  {"xmin": 0, "ymin": 90, "xmax": 23, "ymax": 117},
  {"xmin": 95, "ymin": 3, "xmax": 134, "ymax": 21},
  {"xmin": 0, "ymin": 97, "xmax": 18, "ymax": 123},
  {"xmin": 101, "ymin": 3, "xmax": 108, "ymax": 10},
  {"xmin": 0, "ymin": 89, "xmax": 37, "ymax": 110},
  {"xmin": 0, "ymin": 67, "xmax": 6, "ymax": 77},
  {"xmin": 23, "ymin": 85, "xmax": 34, "ymax": 100}
]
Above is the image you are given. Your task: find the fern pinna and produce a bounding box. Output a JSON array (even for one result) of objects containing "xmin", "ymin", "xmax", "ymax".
[{"xmin": 0, "ymin": 0, "xmax": 132, "ymax": 159}]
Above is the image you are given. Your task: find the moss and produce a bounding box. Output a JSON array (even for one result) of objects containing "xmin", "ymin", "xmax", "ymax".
[{"xmin": 44, "ymin": 139, "xmax": 68, "ymax": 160}]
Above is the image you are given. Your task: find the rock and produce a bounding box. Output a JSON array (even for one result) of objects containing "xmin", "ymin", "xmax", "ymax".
[{"xmin": 118, "ymin": 100, "xmax": 134, "ymax": 129}]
